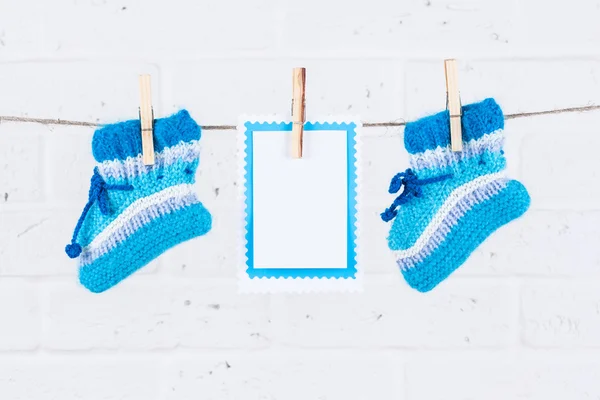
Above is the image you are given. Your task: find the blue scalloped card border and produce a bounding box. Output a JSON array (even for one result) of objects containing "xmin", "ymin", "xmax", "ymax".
[{"xmin": 243, "ymin": 121, "xmax": 358, "ymax": 279}]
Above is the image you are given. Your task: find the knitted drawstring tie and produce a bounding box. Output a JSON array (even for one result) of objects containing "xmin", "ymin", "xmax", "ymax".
[
  {"xmin": 65, "ymin": 167, "xmax": 133, "ymax": 258},
  {"xmin": 381, "ymin": 168, "xmax": 452, "ymax": 222}
]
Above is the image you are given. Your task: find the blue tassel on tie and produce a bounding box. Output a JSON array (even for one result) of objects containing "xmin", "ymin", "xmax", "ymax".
[{"xmin": 65, "ymin": 167, "xmax": 133, "ymax": 258}]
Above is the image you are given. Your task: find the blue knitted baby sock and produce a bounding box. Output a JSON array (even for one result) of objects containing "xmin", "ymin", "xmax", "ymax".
[
  {"xmin": 382, "ymin": 98, "xmax": 530, "ymax": 292},
  {"xmin": 65, "ymin": 110, "xmax": 212, "ymax": 293}
]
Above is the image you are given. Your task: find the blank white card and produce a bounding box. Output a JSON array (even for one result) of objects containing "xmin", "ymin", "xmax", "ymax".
[{"xmin": 252, "ymin": 129, "xmax": 348, "ymax": 269}]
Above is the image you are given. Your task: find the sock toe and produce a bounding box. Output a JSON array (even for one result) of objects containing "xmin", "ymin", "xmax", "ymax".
[
  {"xmin": 400, "ymin": 180, "xmax": 530, "ymax": 292},
  {"xmin": 79, "ymin": 203, "xmax": 211, "ymax": 293}
]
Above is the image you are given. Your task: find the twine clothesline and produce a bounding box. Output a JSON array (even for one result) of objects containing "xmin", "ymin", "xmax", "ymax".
[{"xmin": 0, "ymin": 104, "xmax": 599, "ymax": 130}]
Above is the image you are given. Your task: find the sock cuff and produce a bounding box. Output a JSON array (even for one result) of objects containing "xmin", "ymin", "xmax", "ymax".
[
  {"xmin": 404, "ymin": 98, "xmax": 504, "ymax": 155},
  {"xmin": 92, "ymin": 109, "xmax": 200, "ymax": 162}
]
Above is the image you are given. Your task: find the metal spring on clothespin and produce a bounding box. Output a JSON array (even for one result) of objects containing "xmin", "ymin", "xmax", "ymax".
[
  {"xmin": 444, "ymin": 59, "xmax": 463, "ymax": 152},
  {"xmin": 139, "ymin": 74, "xmax": 155, "ymax": 165}
]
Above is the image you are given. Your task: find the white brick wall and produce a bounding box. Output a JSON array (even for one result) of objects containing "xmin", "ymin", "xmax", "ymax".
[{"xmin": 1, "ymin": 0, "xmax": 600, "ymax": 398}]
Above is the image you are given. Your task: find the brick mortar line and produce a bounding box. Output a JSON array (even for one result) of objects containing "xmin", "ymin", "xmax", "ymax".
[{"xmin": 1, "ymin": 104, "xmax": 599, "ymax": 130}]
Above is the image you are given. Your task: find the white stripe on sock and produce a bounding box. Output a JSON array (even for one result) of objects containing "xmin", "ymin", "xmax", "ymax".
[
  {"xmin": 85, "ymin": 183, "xmax": 195, "ymax": 250},
  {"xmin": 393, "ymin": 172, "xmax": 506, "ymax": 259}
]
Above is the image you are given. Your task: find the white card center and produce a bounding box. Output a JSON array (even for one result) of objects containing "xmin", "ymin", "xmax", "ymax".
[{"xmin": 252, "ymin": 129, "xmax": 348, "ymax": 269}]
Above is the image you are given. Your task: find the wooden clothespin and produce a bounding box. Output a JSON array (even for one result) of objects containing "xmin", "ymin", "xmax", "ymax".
[
  {"xmin": 291, "ymin": 67, "xmax": 306, "ymax": 158},
  {"xmin": 444, "ymin": 59, "xmax": 462, "ymax": 152},
  {"xmin": 138, "ymin": 74, "xmax": 155, "ymax": 165}
]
